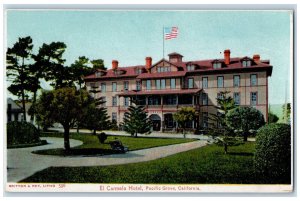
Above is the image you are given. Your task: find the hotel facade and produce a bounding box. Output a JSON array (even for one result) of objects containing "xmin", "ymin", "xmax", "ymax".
[{"xmin": 84, "ymin": 50, "xmax": 272, "ymax": 132}]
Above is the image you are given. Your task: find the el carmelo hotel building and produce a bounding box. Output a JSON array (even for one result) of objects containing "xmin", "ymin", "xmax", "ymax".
[{"xmin": 84, "ymin": 50, "xmax": 273, "ymax": 132}]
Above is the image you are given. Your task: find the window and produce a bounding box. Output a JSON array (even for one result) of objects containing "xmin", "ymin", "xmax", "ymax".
[
  {"xmin": 124, "ymin": 81, "xmax": 129, "ymax": 91},
  {"xmin": 161, "ymin": 79, "xmax": 166, "ymax": 89},
  {"xmin": 217, "ymin": 76, "xmax": 224, "ymax": 88},
  {"xmin": 101, "ymin": 97, "xmax": 106, "ymax": 106},
  {"xmin": 112, "ymin": 96, "xmax": 117, "ymax": 106},
  {"xmin": 170, "ymin": 78, "xmax": 176, "ymax": 89},
  {"xmin": 101, "ymin": 83, "xmax": 106, "ymax": 92},
  {"xmin": 233, "ymin": 92, "xmax": 240, "ymax": 105},
  {"xmin": 213, "ymin": 62, "xmax": 222, "ymax": 69},
  {"xmin": 250, "ymin": 74, "xmax": 257, "ymax": 86},
  {"xmin": 135, "ymin": 68, "xmax": 142, "ymax": 74},
  {"xmin": 202, "ymin": 112, "xmax": 208, "ymax": 128},
  {"xmin": 90, "ymin": 82, "xmax": 95, "ymax": 88},
  {"xmin": 95, "ymin": 72, "xmax": 101, "ymax": 77},
  {"xmin": 136, "ymin": 80, "xmax": 141, "ymax": 91},
  {"xmin": 202, "ymin": 93, "xmax": 208, "ymax": 105},
  {"xmin": 242, "ymin": 60, "xmax": 252, "ymax": 67},
  {"xmin": 188, "ymin": 78, "xmax": 194, "ymax": 89},
  {"xmin": 124, "ymin": 97, "xmax": 129, "ymax": 106},
  {"xmin": 251, "ymin": 92, "xmax": 257, "ymax": 105},
  {"xmin": 156, "ymin": 79, "xmax": 161, "ymax": 90},
  {"xmin": 157, "ymin": 66, "xmax": 171, "ymax": 72},
  {"xmin": 146, "ymin": 80, "xmax": 151, "ymax": 90},
  {"xmin": 112, "ymin": 112, "xmax": 117, "ymax": 121},
  {"xmin": 164, "ymin": 95, "xmax": 177, "ymax": 105},
  {"xmin": 217, "ymin": 92, "xmax": 224, "ymax": 100},
  {"xmin": 233, "ymin": 75, "xmax": 240, "ymax": 87},
  {"xmin": 112, "ymin": 82, "xmax": 117, "ymax": 92},
  {"xmin": 148, "ymin": 96, "xmax": 161, "ymax": 105},
  {"xmin": 187, "ymin": 65, "xmax": 195, "ymax": 71},
  {"xmin": 202, "ymin": 77, "xmax": 208, "ymax": 88}
]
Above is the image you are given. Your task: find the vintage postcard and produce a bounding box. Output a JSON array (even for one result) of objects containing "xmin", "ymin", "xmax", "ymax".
[{"xmin": 4, "ymin": 8, "xmax": 294, "ymax": 193}]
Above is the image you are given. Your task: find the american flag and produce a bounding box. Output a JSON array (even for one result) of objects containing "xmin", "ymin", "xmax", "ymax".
[{"xmin": 164, "ymin": 27, "xmax": 178, "ymax": 40}]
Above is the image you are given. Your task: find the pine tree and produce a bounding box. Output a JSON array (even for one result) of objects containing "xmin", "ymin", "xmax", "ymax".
[
  {"xmin": 123, "ymin": 105, "xmax": 152, "ymax": 137},
  {"xmin": 6, "ymin": 36, "xmax": 34, "ymax": 122},
  {"xmin": 208, "ymin": 91, "xmax": 236, "ymax": 154}
]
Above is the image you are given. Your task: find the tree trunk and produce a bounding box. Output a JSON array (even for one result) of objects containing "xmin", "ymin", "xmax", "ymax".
[
  {"xmin": 243, "ymin": 132, "xmax": 248, "ymax": 142},
  {"xmin": 135, "ymin": 132, "xmax": 138, "ymax": 138},
  {"xmin": 21, "ymin": 57, "xmax": 27, "ymax": 122},
  {"xmin": 224, "ymin": 143, "xmax": 228, "ymax": 154},
  {"xmin": 30, "ymin": 91, "xmax": 37, "ymax": 123},
  {"xmin": 93, "ymin": 129, "xmax": 97, "ymax": 135},
  {"xmin": 63, "ymin": 125, "xmax": 71, "ymax": 151}
]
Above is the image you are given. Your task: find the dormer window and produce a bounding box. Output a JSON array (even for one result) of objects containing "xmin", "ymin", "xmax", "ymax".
[
  {"xmin": 135, "ymin": 68, "xmax": 143, "ymax": 74},
  {"xmin": 242, "ymin": 59, "xmax": 252, "ymax": 67},
  {"xmin": 95, "ymin": 71, "xmax": 102, "ymax": 77},
  {"xmin": 213, "ymin": 62, "xmax": 222, "ymax": 69},
  {"xmin": 114, "ymin": 70, "xmax": 125, "ymax": 75},
  {"xmin": 187, "ymin": 64, "xmax": 195, "ymax": 71}
]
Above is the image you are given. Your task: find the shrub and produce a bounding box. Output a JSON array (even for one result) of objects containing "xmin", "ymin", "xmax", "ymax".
[
  {"xmin": 97, "ymin": 132, "xmax": 107, "ymax": 144},
  {"xmin": 254, "ymin": 123, "xmax": 291, "ymax": 183},
  {"xmin": 7, "ymin": 121, "xmax": 40, "ymax": 146}
]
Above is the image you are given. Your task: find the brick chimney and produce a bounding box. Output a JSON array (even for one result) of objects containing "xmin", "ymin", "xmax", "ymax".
[
  {"xmin": 253, "ymin": 54, "xmax": 260, "ymax": 63},
  {"xmin": 224, "ymin": 49, "xmax": 231, "ymax": 65},
  {"xmin": 145, "ymin": 57, "xmax": 152, "ymax": 72},
  {"xmin": 112, "ymin": 60, "xmax": 118, "ymax": 70}
]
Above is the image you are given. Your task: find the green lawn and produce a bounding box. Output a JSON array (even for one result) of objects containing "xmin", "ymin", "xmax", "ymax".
[
  {"xmin": 21, "ymin": 142, "xmax": 289, "ymax": 184},
  {"xmin": 34, "ymin": 132, "xmax": 195, "ymax": 156}
]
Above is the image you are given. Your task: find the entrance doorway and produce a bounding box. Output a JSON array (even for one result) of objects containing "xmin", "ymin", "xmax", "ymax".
[{"xmin": 149, "ymin": 114, "xmax": 161, "ymax": 131}]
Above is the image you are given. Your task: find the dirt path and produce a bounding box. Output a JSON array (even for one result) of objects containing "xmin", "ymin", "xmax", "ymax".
[{"xmin": 7, "ymin": 137, "xmax": 207, "ymax": 182}]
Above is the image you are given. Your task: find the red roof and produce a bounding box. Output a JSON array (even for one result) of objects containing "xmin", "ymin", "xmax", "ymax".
[
  {"xmin": 119, "ymin": 88, "xmax": 202, "ymax": 96},
  {"xmin": 84, "ymin": 54, "xmax": 272, "ymax": 81}
]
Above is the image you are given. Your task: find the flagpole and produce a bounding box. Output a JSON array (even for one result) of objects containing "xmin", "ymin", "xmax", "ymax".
[{"xmin": 163, "ymin": 26, "xmax": 165, "ymax": 59}]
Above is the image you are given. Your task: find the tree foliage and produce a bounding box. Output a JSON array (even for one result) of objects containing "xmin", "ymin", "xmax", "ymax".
[
  {"xmin": 268, "ymin": 112, "xmax": 279, "ymax": 123},
  {"xmin": 254, "ymin": 123, "xmax": 291, "ymax": 183},
  {"xmin": 6, "ymin": 36, "xmax": 34, "ymax": 121},
  {"xmin": 33, "ymin": 42, "xmax": 72, "ymax": 89},
  {"xmin": 80, "ymin": 97, "xmax": 110, "ymax": 135},
  {"xmin": 208, "ymin": 91, "xmax": 236, "ymax": 154},
  {"xmin": 173, "ymin": 107, "xmax": 196, "ymax": 137},
  {"xmin": 69, "ymin": 56, "xmax": 94, "ymax": 89},
  {"xmin": 123, "ymin": 105, "xmax": 152, "ymax": 137},
  {"xmin": 226, "ymin": 106, "xmax": 265, "ymax": 141},
  {"xmin": 282, "ymin": 103, "xmax": 291, "ymax": 124},
  {"xmin": 91, "ymin": 59, "xmax": 106, "ymax": 70},
  {"xmin": 35, "ymin": 87, "xmax": 92, "ymax": 150}
]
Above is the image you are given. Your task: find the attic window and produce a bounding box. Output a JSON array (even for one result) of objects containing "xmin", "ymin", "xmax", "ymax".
[
  {"xmin": 157, "ymin": 66, "xmax": 171, "ymax": 73},
  {"xmin": 242, "ymin": 60, "xmax": 252, "ymax": 67},
  {"xmin": 114, "ymin": 70, "xmax": 125, "ymax": 75},
  {"xmin": 135, "ymin": 68, "xmax": 143, "ymax": 74},
  {"xmin": 213, "ymin": 62, "xmax": 222, "ymax": 69},
  {"xmin": 95, "ymin": 72, "xmax": 102, "ymax": 77},
  {"xmin": 187, "ymin": 64, "xmax": 195, "ymax": 71}
]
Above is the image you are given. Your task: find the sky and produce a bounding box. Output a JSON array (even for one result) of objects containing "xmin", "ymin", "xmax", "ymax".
[{"xmin": 6, "ymin": 10, "xmax": 292, "ymax": 104}]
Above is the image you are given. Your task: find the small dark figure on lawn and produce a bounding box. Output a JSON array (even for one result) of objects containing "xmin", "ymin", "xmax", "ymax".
[{"xmin": 110, "ymin": 138, "xmax": 128, "ymax": 153}]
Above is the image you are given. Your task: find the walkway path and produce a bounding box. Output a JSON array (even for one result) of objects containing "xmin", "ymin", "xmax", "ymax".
[{"xmin": 7, "ymin": 137, "xmax": 207, "ymax": 182}]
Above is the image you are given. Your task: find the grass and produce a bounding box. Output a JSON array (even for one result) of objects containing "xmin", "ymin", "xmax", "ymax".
[
  {"xmin": 21, "ymin": 142, "xmax": 289, "ymax": 184},
  {"xmin": 34, "ymin": 132, "xmax": 195, "ymax": 156},
  {"xmin": 8, "ymin": 140, "xmax": 48, "ymax": 149}
]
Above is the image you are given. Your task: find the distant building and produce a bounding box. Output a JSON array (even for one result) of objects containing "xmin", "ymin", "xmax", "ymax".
[
  {"xmin": 84, "ymin": 50, "xmax": 272, "ymax": 132},
  {"xmin": 7, "ymin": 98, "xmax": 23, "ymax": 122}
]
